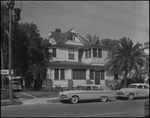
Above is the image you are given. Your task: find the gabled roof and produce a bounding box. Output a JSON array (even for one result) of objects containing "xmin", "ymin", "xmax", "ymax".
[
  {"xmin": 57, "ymin": 28, "xmax": 74, "ymax": 44},
  {"xmin": 50, "ymin": 31, "xmax": 65, "ymax": 43},
  {"xmin": 89, "ymin": 38, "xmax": 103, "ymax": 46},
  {"xmin": 49, "ymin": 28, "xmax": 112, "ymax": 49},
  {"xmin": 79, "ymin": 35, "xmax": 91, "ymax": 45},
  {"xmin": 50, "ymin": 28, "xmax": 89, "ymax": 45}
]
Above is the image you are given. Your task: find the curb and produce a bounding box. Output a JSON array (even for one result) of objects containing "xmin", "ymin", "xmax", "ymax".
[{"xmin": 46, "ymin": 99, "xmax": 60, "ymax": 103}]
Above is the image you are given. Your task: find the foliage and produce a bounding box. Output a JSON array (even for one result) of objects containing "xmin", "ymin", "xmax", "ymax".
[
  {"xmin": 86, "ymin": 34, "xmax": 99, "ymax": 41},
  {"xmin": 1, "ymin": 3, "xmax": 51, "ymax": 89},
  {"xmin": 1, "ymin": 100, "xmax": 23, "ymax": 106},
  {"xmin": 101, "ymin": 38, "xmax": 119, "ymax": 47},
  {"xmin": 105, "ymin": 37, "xmax": 148, "ymax": 87},
  {"xmin": 1, "ymin": 3, "xmax": 9, "ymax": 69},
  {"xmin": 1, "ymin": 89, "xmax": 17, "ymax": 100}
]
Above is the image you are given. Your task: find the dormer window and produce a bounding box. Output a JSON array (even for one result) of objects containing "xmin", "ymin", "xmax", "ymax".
[{"xmin": 68, "ymin": 35, "xmax": 75, "ymax": 41}]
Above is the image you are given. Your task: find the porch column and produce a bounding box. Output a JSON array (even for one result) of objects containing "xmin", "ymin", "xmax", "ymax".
[
  {"xmin": 67, "ymin": 69, "xmax": 72, "ymax": 80},
  {"xmin": 46, "ymin": 67, "xmax": 51, "ymax": 79},
  {"xmin": 86, "ymin": 69, "xmax": 90, "ymax": 80}
]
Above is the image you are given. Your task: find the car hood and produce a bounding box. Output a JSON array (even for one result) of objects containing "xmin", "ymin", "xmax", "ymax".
[
  {"xmin": 59, "ymin": 90, "xmax": 82, "ymax": 95},
  {"xmin": 118, "ymin": 88, "xmax": 135, "ymax": 92}
]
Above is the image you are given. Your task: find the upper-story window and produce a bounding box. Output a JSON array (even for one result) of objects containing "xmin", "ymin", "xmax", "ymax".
[
  {"xmin": 93, "ymin": 48, "xmax": 97, "ymax": 57},
  {"xmin": 89, "ymin": 49, "xmax": 91, "ymax": 58},
  {"xmin": 93, "ymin": 48, "xmax": 102, "ymax": 58},
  {"xmin": 68, "ymin": 35, "xmax": 75, "ymax": 41},
  {"xmin": 52, "ymin": 48, "xmax": 56, "ymax": 57},
  {"xmin": 85, "ymin": 49, "xmax": 91, "ymax": 58},
  {"xmin": 98, "ymin": 49, "xmax": 102, "ymax": 58},
  {"xmin": 68, "ymin": 48, "xmax": 75, "ymax": 60}
]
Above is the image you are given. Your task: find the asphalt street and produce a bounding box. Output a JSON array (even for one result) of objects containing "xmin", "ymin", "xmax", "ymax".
[{"xmin": 1, "ymin": 98, "xmax": 148, "ymax": 117}]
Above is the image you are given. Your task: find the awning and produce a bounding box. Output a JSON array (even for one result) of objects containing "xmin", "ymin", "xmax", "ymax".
[{"xmin": 44, "ymin": 61, "xmax": 105, "ymax": 69}]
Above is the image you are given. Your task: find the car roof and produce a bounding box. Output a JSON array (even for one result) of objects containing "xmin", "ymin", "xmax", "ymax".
[
  {"xmin": 77, "ymin": 84, "xmax": 99, "ymax": 87},
  {"xmin": 129, "ymin": 83, "xmax": 149, "ymax": 86}
]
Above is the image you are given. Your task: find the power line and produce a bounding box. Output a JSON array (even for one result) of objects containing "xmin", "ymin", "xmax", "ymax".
[
  {"xmin": 43, "ymin": 2, "xmax": 149, "ymax": 32},
  {"xmin": 116, "ymin": 1, "xmax": 149, "ymax": 13},
  {"xmin": 42, "ymin": 2, "xmax": 148, "ymax": 30},
  {"xmin": 27, "ymin": 2, "xmax": 149, "ymax": 33},
  {"xmin": 87, "ymin": 1, "xmax": 149, "ymax": 19}
]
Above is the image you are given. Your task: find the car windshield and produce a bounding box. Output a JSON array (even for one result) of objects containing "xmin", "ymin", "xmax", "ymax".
[
  {"xmin": 76, "ymin": 86, "xmax": 84, "ymax": 90},
  {"xmin": 127, "ymin": 85, "xmax": 137, "ymax": 88}
]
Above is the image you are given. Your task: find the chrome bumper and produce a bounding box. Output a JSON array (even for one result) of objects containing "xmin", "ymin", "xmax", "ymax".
[{"xmin": 59, "ymin": 95, "xmax": 70, "ymax": 101}]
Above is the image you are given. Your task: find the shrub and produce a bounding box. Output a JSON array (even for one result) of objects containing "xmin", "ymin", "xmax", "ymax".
[
  {"xmin": 1, "ymin": 89, "xmax": 17, "ymax": 100},
  {"xmin": 1, "ymin": 100, "xmax": 23, "ymax": 106}
]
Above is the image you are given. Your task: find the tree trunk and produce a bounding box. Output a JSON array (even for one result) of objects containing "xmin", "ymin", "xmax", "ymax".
[{"xmin": 124, "ymin": 71, "xmax": 128, "ymax": 88}]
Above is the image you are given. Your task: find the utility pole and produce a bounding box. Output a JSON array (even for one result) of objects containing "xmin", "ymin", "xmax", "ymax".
[{"xmin": 7, "ymin": 0, "xmax": 15, "ymax": 103}]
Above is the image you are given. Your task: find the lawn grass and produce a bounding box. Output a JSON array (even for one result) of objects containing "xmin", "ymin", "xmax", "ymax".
[{"xmin": 24, "ymin": 91, "xmax": 59, "ymax": 98}]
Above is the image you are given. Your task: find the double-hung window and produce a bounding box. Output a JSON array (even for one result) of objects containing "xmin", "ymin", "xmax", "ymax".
[
  {"xmin": 54, "ymin": 69, "xmax": 59, "ymax": 80},
  {"xmin": 54, "ymin": 69, "xmax": 65, "ymax": 80},
  {"xmin": 89, "ymin": 49, "xmax": 91, "ymax": 58},
  {"xmin": 90, "ymin": 69, "xmax": 94, "ymax": 80},
  {"xmin": 69, "ymin": 48, "xmax": 75, "ymax": 60},
  {"xmin": 93, "ymin": 48, "xmax": 102, "ymax": 58},
  {"xmin": 98, "ymin": 49, "xmax": 102, "ymax": 58},
  {"xmin": 93, "ymin": 48, "xmax": 97, "ymax": 57},
  {"xmin": 52, "ymin": 48, "xmax": 56, "ymax": 57},
  {"xmin": 101, "ymin": 70, "xmax": 105, "ymax": 80},
  {"xmin": 68, "ymin": 35, "xmax": 75, "ymax": 41}
]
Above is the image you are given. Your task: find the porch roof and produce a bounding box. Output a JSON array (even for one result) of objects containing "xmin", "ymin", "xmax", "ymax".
[{"xmin": 44, "ymin": 61, "xmax": 105, "ymax": 69}]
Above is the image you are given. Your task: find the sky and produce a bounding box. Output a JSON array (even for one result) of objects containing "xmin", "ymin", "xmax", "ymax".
[{"xmin": 8, "ymin": 1, "xmax": 150, "ymax": 45}]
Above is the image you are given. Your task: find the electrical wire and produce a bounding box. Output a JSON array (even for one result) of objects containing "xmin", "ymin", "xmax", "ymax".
[
  {"xmin": 116, "ymin": 1, "xmax": 149, "ymax": 13},
  {"xmin": 87, "ymin": 1, "xmax": 149, "ymax": 19},
  {"xmin": 43, "ymin": 1, "xmax": 148, "ymax": 29},
  {"xmin": 42, "ymin": 2, "xmax": 149, "ymax": 32},
  {"xmin": 27, "ymin": 2, "xmax": 149, "ymax": 33}
]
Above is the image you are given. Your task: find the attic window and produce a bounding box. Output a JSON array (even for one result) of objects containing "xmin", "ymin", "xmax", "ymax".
[{"xmin": 68, "ymin": 35, "xmax": 75, "ymax": 41}]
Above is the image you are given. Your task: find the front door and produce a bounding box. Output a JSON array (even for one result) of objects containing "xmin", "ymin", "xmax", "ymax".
[{"xmin": 95, "ymin": 70, "xmax": 100, "ymax": 85}]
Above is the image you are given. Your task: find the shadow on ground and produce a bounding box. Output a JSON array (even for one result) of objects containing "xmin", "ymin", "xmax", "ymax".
[{"xmin": 60, "ymin": 99, "xmax": 116, "ymax": 104}]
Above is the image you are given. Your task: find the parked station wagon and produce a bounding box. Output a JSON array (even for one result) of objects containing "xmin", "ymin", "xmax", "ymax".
[
  {"xmin": 59, "ymin": 84, "xmax": 115, "ymax": 104},
  {"xmin": 116, "ymin": 83, "xmax": 149, "ymax": 100}
]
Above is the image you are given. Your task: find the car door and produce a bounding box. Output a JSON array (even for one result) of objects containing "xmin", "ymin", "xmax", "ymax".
[
  {"xmin": 80, "ymin": 86, "xmax": 94, "ymax": 100},
  {"xmin": 143, "ymin": 85, "xmax": 149, "ymax": 97},
  {"xmin": 137, "ymin": 85, "xmax": 145, "ymax": 97},
  {"xmin": 92, "ymin": 86, "xmax": 101, "ymax": 99}
]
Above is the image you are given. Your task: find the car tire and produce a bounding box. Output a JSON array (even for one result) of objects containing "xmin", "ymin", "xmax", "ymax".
[
  {"xmin": 71, "ymin": 96, "xmax": 79, "ymax": 104},
  {"xmin": 128, "ymin": 93, "xmax": 134, "ymax": 100},
  {"xmin": 100, "ymin": 96, "xmax": 108, "ymax": 102}
]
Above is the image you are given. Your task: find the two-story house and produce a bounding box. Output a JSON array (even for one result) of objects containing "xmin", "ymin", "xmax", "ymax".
[{"xmin": 42, "ymin": 28, "xmax": 117, "ymax": 88}]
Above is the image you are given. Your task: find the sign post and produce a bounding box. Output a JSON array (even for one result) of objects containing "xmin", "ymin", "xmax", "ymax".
[{"xmin": 7, "ymin": 0, "xmax": 15, "ymax": 104}]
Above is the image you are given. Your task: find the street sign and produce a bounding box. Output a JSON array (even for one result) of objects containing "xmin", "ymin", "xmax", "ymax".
[{"xmin": 1, "ymin": 70, "xmax": 13, "ymax": 75}]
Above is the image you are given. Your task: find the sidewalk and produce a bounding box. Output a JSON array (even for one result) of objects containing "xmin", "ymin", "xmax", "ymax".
[{"xmin": 20, "ymin": 97, "xmax": 60, "ymax": 105}]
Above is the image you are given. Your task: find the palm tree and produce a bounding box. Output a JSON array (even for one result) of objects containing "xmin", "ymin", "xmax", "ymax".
[{"xmin": 105, "ymin": 37, "xmax": 148, "ymax": 88}]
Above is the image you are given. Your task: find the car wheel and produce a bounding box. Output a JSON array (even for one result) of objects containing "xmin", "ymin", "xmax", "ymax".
[
  {"xmin": 100, "ymin": 96, "xmax": 108, "ymax": 102},
  {"xmin": 128, "ymin": 93, "xmax": 134, "ymax": 100},
  {"xmin": 71, "ymin": 96, "xmax": 79, "ymax": 104}
]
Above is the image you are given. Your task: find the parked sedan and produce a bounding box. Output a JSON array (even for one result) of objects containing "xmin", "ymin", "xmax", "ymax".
[
  {"xmin": 59, "ymin": 84, "xmax": 115, "ymax": 104},
  {"xmin": 116, "ymin": 83, "xmax": 149, "ymax": 100}
]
